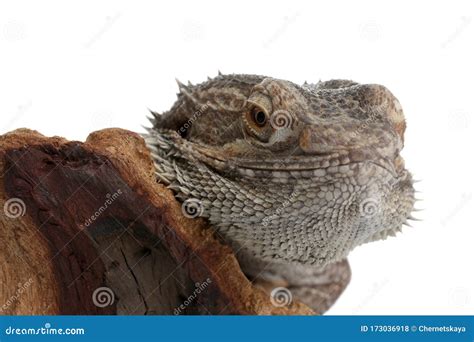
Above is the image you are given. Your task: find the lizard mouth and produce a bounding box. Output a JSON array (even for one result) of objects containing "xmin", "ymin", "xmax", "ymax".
[
  {"xmin": 192, "ymin": 142, "xmax": 399, "ymax": 179},
  {"xmin": 145, "ymin": 129, "xmax": 399, "ymax": 179}
]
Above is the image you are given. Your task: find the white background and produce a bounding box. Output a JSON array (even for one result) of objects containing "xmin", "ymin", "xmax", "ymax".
[{"xmin": 1, "ymin": 0, "xmax": 473, "ymax": 314}]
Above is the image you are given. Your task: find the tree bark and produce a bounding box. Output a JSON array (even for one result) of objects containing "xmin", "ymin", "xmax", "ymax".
[{"xmin": 0, "ymin": 128, "xmax": 313, "ymax": 315}]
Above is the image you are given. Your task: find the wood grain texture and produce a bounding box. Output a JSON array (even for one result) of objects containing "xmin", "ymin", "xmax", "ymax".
[{"xmin": 0, "ymin": 128, "xmax": 313, "ymax": 315}]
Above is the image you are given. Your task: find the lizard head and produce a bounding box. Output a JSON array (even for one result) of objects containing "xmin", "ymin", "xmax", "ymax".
[
  {"xmin": 146, "ymin": 74, "xmax": 415, "ymax": 266},
  {"xmin": 153, "ymin": 76, "xmax": 406, "ymax": 172}
]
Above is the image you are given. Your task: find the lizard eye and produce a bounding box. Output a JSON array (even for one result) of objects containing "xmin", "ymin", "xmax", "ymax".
[
  {"xmin": 243, "ymin": 105, "xmax": 273, "ymax": 142},
  {"xmin": 253, "ymin": 108, "xmax": 267, "ymax": 126},
  {"xmin": 246, "ymin": 106, "xmax": 268, "ymax": 128}
]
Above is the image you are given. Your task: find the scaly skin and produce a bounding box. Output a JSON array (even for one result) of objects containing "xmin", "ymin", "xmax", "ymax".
[{"xmin": 144, "ymin": 73, "xmax": 415, "ymax": 313}]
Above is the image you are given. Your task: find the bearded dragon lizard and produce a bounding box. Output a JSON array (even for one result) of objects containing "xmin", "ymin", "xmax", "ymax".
[{"xmin": 144, "ymin": 73, "xmax": 416, "ymax": 313}]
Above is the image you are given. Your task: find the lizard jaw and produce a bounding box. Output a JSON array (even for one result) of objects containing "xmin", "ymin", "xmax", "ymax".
[{"xmin": 146, "ymin": 128, "xmax": 400, "ymax": 183}]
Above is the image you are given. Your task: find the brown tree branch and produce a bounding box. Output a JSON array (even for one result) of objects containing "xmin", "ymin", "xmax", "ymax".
[{"xmin": 0, "ymin": 128, "xmax": 313, "ymax": 315}]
